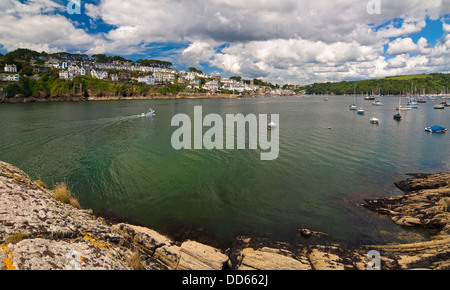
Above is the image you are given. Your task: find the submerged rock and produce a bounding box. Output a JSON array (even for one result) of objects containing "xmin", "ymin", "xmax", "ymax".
[{"xmin": 298, "ymin": 228, "xmax": 329, "ymax": 239}]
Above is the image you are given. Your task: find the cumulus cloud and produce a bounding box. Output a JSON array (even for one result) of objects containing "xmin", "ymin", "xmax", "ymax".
[
  {"xmin": 387, "ymin": 38, "xmax": 418, "ymax": 55},
  {"xmin": 1, "ymin": 0, "xmax": 450, "ymax": 84},
  {"xmin": 179, "ymin": 41, "xmax": 217, "ymax": 68},
  {"xmin": 0, "ymin": 0, "xmax": 107, "ymax": 53}
]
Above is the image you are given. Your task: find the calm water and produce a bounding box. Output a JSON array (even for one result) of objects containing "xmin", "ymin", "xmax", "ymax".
[{"xmin": 1, "ymin": 96, "xmax": 449, "ymax": 248}]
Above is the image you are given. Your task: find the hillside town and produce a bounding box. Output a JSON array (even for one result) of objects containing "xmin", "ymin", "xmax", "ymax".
[{"xmin": 0, "ymin": 50, "xmax": 296, "ymax": 97}]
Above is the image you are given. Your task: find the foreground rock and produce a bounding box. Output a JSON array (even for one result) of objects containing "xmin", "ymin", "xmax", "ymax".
[
  {"xmin": 1, "ymin": 161, "xmax": 449, "ymax": 270},
  {"xmin": 364, "ymin": 172, "xmax": 450, "ymax": 270}
]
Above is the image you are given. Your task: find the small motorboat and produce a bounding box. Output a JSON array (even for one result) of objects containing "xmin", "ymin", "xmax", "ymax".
[
  {"xmin": 406, "ymin": 103, "xmax": 418, "ymax": 109},
  {"xmin": 372, "ymin": 101, "xmax": 383, "ymax": 106},
  {"xmin": 370, "ymin": 118, "xmax": 379, "ymax": 124},
  {"xmin": 349, "ymin": 104, "xmax": 357, "ymax": 110},
  {"xmin": 425, "ymin": 125, "xmax": 447, "ymax": 133},
  {"xmin": 141, "ymin": 108, "xmax": 155, "ymax": 117},
  {"xmin": 396, "ymin": 105, "xmax": 412, "ymax": 111},
  {"xmin": 434, "ymin": 105, "xmax": 445, "ymax": 110},
  {"xmin": 357, "ymin": 108, "xmax": 365, "ymax": 115},
  {"xmin": 393, "ymin": 113, "xmax": 402, "ymax": 121}
]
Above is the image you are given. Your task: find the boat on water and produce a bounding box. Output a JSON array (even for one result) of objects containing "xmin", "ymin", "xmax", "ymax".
[
  {"xmin": 407, "ymin": 99, "xmax": 418, "ymax": 106},
  {"xmin": 434, "ymin": 104, "xmax": 445, "ymax": 110},
  {"xmin": 425, "ymin": 125, "xmax": 447, "ymax": 133},
  {"xmin": 352, "ymin": 85, "xmax": 365, "ymax": 114},
  {"xmin": 405, "ymin": 104, "xmax": 418, "ymax": 109},
  {"xmin": 396, "ymin": 105, "xmax": 412, "ymax": 111},
  {"xmin": 370, "ymin": 118, "xmax": 379, "ymax": 124},
  {"xmin": 372, "ymin": 100, "xmax": 383, "ymax": 106},
  {"xmin": 364, "ymin": 96, "xmax": 376, "ymax": 101},
  {"xmin": 350, "ymin": 85, "xmax": 358, "ymax": 110},
  {"xmin": 393, "ymin": 113, "xmax": 402, "ymax": 120},
  {"xmin": 141, "ymin": 108, "xmax": 156, "ymax": 117},
  {"xmin": 394, "ymin": 96, "xmax": 403, "ymax": 120}
]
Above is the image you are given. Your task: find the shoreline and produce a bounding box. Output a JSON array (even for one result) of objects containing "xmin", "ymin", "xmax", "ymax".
[
  {"xmin": 1, "ymin": 161, "xmax": 449, "ymax": 270},
  {"xmin": 0, "ymin": 93, "xmax": 300, "ymax": 104}
]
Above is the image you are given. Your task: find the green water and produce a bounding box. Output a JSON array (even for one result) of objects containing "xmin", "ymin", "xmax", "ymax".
[{"xmin": 1, "ymin": 96, "xmax": 449, "ymax": 248}]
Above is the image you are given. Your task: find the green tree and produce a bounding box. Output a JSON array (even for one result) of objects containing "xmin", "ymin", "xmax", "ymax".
[{"xmin": 189, "ymin": 67, "xmax": 203, "ymax": 74}]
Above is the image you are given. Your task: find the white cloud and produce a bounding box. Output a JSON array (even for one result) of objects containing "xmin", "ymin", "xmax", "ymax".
[
  {"xmin": 0, "ymin": 0, "xmax": 107, "ymax": 53},
  {"xmin": 387, "ymin": 38, "xmax": 418, "ymax": 55},
  {"xmin": 376, "ymin": 20, "xmax": 427, "ymax": 39},
  {"xmin": 1, "ymin": 0, "xmax": 450, "ymax": 84},
  {"xmin": 180, "ymin": 41, "xmax": 217, "ymax": 68}
]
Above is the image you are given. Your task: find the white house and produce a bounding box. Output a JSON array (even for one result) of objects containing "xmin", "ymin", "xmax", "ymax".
[
  {"xmin": 222, "ymin": 82, "xmax": 245, "ymax": 93},
  {"xmin": 4, "ymin": 64, "xmax": 17, "ymax": 73},
  {"xmin": 110, "ymin": 74, "xmax": 119, "ymax": 82},
  {"xmin": 59, "ymin": 62, "xmax": 68, "ymax": 69},
  {"xmin": 90, "ymin": 70, "xmax": 108, "ymax": 80},
  {"xmin": 189, "ymin": 79, "xmax": 200, "ymax": 89},
  {"xmin": 138, "ymin": 75, "xmax": 155, "ymax": 85},
  {"xmin": 59, "ymin": 71, "xmax": 75, "ymax": 81},
  {"xmin": 203, "ymin": 79, "xmax": 220, "ymax": 91},
  {"xmin": 0, "ymin": 74, "xmax": 20, "ymax": 82},
  {"xmin": 153, "ymin": 72, "xmax": 175, "ymax": 84}
]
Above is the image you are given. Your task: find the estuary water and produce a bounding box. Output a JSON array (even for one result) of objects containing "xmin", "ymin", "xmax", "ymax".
[{"xmin": 1, "ymin": 96, "xmax": 449, "ymax": 248}]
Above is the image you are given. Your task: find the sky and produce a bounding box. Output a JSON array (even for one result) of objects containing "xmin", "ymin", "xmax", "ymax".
[{"xmin": 0, "ymin": 0, "xmax": 449, "ymax": 85}]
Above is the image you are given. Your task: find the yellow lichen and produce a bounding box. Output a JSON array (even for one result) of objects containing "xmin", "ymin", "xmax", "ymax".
[
  {"xmin": 12, "ymin": 174, "xmax": 24, "ymax": 182},
  {"xmin": 83, "ymin": 233, "xmax": 110, "ymax": 249},
  {"xmin": 3, "ymin": 252, "xmax": 17, "ymax": 270}
]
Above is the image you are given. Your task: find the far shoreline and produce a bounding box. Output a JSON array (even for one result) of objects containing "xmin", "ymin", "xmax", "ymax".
[{"xmin": 0, "ymin": 92, "xmax": 303, "ymax": 104}]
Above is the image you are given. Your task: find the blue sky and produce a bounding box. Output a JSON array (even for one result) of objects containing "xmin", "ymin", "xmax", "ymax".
[{"xmin": 1, "ymin": 0, "xmax": 449, "ymax": 84}]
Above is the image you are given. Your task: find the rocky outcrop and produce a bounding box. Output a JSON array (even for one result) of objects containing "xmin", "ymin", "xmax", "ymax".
[
  {"xmin": 1, "ymin": 161, "xmax": 449, "ymax": 270},
  {"xmin": 112, "ymin": 223, "xmax": 229, "ymax": 270},
  {"xmin": 228, "ymin": 236, "xmax": 369, "ymax": 270},
  {"xmin": 0, "ymin": 161, "xmax": 139, "ymax": 270},
  {"xmin": 364, "ymin": 173, "xmax": 450, "ymax": 270}
]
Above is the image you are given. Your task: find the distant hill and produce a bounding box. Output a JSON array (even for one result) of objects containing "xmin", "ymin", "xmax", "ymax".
[{"xmin": 303, "ymin": 73, "xmax": 450, "ymax": 95}]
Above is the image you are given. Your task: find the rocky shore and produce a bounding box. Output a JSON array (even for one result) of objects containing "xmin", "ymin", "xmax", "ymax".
[{"xmin": 1, "ymin": 161, "xmax": 449, "ymax": 270}]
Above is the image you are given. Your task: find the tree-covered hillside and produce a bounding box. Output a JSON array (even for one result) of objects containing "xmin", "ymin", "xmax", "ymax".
[{"xmin": 303, "ymin": 74, "xmax": 450, "ymax": 95}]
